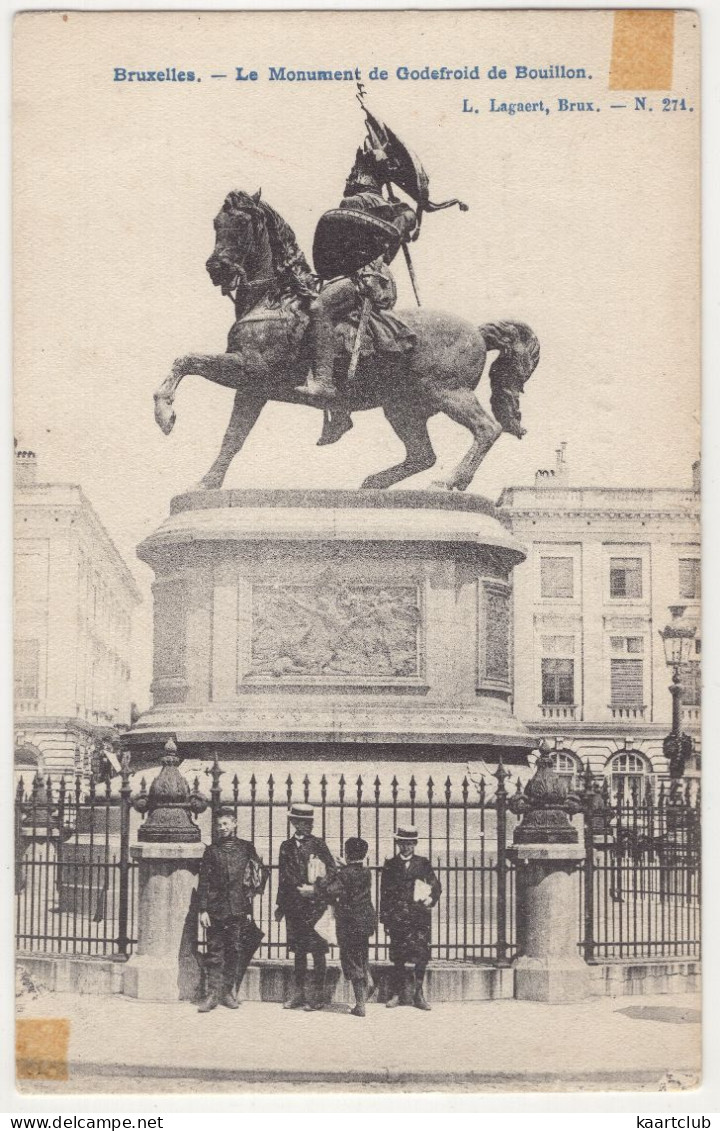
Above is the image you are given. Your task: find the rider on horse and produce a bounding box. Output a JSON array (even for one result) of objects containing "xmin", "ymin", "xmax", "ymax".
[
  {"xmin": 295, "ymin": 135, "xmax": 418, "ymax": 405},
  {"xmin": 294, "ymin": 99, "xmax": 468, "ymax": 443}
]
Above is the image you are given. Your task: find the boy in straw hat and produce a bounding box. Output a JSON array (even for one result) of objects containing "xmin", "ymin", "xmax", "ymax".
[
  {"xmin": 275, "ymin": 803, "xmax": 336, "ymax": 1011},
  {"xmin": 380, "ymin": 825, "xmax": 441, "ymax": 1010},
  {"xmin": 303, "ymin": 836, "xmax": 376, "ymax": 1017}
]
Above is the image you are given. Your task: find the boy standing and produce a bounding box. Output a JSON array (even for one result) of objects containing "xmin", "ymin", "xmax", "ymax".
[
  {"xmin": 275, "ymin": 803, "xmax": 336, "ymax": 1011},
  {"xmin": 304, "ymin": 836, "xmax": 376, "ymax": 1017},
  {"xmin": 380, "ymin": 825, "xmax": 441, "ymax": 1010},
  {"xmin": 197, "ymin": 808, "xmax": 266, "ymax": 1013}
]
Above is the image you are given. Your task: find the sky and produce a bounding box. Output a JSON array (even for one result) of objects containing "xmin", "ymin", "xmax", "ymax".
[{"xmin": 12, "ymin": 9, "xmax": 700, "ymax": 705}]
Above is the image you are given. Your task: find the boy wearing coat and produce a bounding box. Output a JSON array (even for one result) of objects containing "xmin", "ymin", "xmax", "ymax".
[
  {"xmin": 197, "ymin": 808, "xmax": 266, "ymax": 1012},
  {"xmin": 303, "ymin": 836, "xmax": 376, "ymax": 1017},
  {"xmin": 379, "ymin": 825, "xmax": 441, "ymax": 1010},
  {"xmin": 275, "ymin": 802, "xmax": 337, "ymax": 1011}
]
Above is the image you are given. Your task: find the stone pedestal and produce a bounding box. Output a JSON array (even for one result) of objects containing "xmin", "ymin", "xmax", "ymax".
[
  {"xmin": 123, "ymin": 842, "xmax": 205, "ymax": 1002},
  {"xmin": 128, "ymin": 489, "xmax": 532, "ymax": 767},
  {"xmin": 509, "ymin": 843, "xmax": 589, "ymax": 1003}
]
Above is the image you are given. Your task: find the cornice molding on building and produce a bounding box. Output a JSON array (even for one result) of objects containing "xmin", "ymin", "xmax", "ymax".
[
  {"xmin": 13, "ymin": 714, "xmax": 123, "ymax": 738},
  {"xmin": 525, "ymin": 721, "xmax": 700, "ymax": 740},
  {"xmin": 15, "ymin": 483, "xmax": 142, "ymax": 605}
]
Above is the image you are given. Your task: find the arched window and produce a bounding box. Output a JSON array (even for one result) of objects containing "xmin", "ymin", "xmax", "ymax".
[
  {"xmin": 606, "ymin": 751, "xmax": 648, "ymax": 800},
  {"xmin": 14, "ymin": 743, "xmax": 43, "ymax": 796},
  {"xmin": 551, "ymin": 750, "xmax": 581, "ymax": 789}
]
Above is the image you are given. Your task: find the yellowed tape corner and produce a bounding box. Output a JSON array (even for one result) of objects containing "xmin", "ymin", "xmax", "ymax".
[
  {"xmin": 610, "ymin": 10, "xmax": 675, "ymax": 90},
  {"xmin": 16, "ymin": 1018, "xmax": 70, "ymax": 1082}
]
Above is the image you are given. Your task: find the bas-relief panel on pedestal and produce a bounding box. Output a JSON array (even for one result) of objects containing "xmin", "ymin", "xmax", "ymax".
[
  {"xmin": 478, "ymin": 579, "xmax": 512, "ymax": 695},
  {"xmin": 244, "ymin": 581, "xmax": 423, "ymax": 683}
]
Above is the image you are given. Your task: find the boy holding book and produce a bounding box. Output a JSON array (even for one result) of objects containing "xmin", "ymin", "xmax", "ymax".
[{"xmin": 379, "ymin": 825, "xmax": 441, "ymax": 1010}]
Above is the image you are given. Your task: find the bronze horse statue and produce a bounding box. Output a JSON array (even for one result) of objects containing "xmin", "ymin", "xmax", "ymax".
[{"xmin": 153, "ymin": 190, "xmax": 540, "ymax": 491}]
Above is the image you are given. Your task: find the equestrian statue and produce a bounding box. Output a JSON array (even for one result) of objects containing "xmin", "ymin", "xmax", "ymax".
[{"xmin": 153, "ymin": 91, "xmax": 540, "ymax": 491}]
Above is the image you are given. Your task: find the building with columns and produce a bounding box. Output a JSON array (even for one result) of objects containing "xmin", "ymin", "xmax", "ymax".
[
  {"xmin": 499, "ymin": 447, "xmax": 700, "ymax": 789},
  {"xmin": 14, "ymin": 447, "xmax": 142, "ymax": 780}
]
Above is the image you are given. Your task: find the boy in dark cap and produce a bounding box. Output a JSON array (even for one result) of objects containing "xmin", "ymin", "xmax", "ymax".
[
  {"xmin": 380, "ymin": 825, "xmax": 441, "ymax": 1010},
  {"xmin": 197, "ymin": 808, "xmax": 266, "ymax": 1013},
  {"xmin": 304, "ymin": 836, "xmax": 376, "ymax": 1017},
  {"xmin": 275, "ymin": 803, "xmax": 337, "ymax": 1011}
]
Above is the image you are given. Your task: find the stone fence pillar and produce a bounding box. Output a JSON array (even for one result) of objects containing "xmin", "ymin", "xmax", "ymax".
[
  {"xmin": 123, "ymin": 739, "xmax": 209, "ymax": 1003},
  {"xmin": 508, "ymin": 743, "xmax": 590, "ymax": 1003}
]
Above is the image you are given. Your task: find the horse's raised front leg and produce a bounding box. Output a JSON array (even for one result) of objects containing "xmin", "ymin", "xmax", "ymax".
[
  {"xmin": 196, "ymin": 390, "xmax": 266, "ymax": 491},
  {"xmin": 154, "ymin": 352, "xmax": 245, "ymax": 435},
  {"xmin": 430, "ymin": 388, "xmax": 502, "ymax": 492},
  {"xmin": 361, "ymin": 402, "xmax": 436, "ymax": 490}
]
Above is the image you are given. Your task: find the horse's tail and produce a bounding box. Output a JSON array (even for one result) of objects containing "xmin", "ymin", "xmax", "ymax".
[{"xmin": 478, "ymin": 320, "xmax": 540, "ymax": 438}]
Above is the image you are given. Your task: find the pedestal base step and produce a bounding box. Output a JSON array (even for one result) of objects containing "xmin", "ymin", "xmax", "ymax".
[{"xmin": 17, "ymin": 953, "xmax": 701, "ymax": 1002}]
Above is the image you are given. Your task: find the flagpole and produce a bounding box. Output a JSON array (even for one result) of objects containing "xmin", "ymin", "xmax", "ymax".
[{"xmin": 357, "ymin": 88, "xmax": 422, "ymax": 307}]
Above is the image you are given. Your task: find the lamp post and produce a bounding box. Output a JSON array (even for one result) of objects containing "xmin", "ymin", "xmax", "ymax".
[{"xmin": 659, "ymin": 606, "xmax": 696, "ymax": 779}]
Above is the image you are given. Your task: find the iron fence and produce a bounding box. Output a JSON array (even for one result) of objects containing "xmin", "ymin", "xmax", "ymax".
[
  {"xmin": 581, "ymin": 776, "xmax": 700, "ymax": 961},
  {"xmin": 14, "ymin": 759, "xmax": 701, "ymax": 969},
  {"xmin": 14, "ymin": 770, "xmax": 137, "ymax": 957}
]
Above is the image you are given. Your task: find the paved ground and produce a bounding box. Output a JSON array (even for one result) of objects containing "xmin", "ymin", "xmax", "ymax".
[{"xmin": 16, "ymin": 990, "xmax": 702, "ymax": 1094}]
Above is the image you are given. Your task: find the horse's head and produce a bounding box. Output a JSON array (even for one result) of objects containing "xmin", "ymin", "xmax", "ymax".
[{"xmin": 206, "ymin": 189, "xmax": 264, "ymax": 296}]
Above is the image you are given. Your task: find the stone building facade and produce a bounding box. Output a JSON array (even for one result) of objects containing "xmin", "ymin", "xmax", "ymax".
[
  {"xmin": 14, "ymin": 448, "xmax": 141, "ymax": 780},
  {"xmin": 499, "ymin": 447, "xmax": 700, "ymax": 788}
]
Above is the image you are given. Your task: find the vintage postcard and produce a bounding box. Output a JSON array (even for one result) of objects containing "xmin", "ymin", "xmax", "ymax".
[{"xmin": 12, "ymin": 9, "xmax": 701, "ymax": 1096}]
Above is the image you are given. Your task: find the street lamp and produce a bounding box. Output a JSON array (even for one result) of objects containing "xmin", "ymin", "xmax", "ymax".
[{"xmin": 659, "ymin": 606, "xmax": 696, "ymax": 779}]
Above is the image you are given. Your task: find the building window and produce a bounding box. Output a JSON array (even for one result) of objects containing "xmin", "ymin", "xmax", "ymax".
[
  {"xmin": 610, "ymin": 636, "xmax": 644, "ymax": 654},
  {"xmin": 540, "ymin": 557, "xmax": 574, "ymax": 599},
  {"xmin": 680, "ymin": 661, "xmax": 701, "ymax": 707},
  {"xmin": 607, "ymin": 751, "xmax": 648, "ymax": 799},
  {"xmin": 552, "ymin": 750, "xmax": 581, "ymax": 788},
  {"xmin": 610, "ymin": 658, "xmax": 644, "ymax": 707},
  {"xmin": 541, "ymin": 658, "xmax": 574, "ymax": 705},
  {"xmin": 609, "ymin": 558, "xmax": 642, "ymax": 599},
  {"xmin": 15, "ymin": 638, "xmax": 40, "ymax": 700},
  {"xmin": 679, "ymin": 558, "xmax": 700, "ymax": 601}
]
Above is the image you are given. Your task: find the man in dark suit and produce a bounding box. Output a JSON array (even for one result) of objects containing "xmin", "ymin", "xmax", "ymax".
[
  {"xmin": 197, "ymin": 808, "xmax": 266, "ymax": 1013},
  {"xmin": 380, "ymin": 824, "xmax": 441, "ymax": 1010},
  {"xmin": 275, "ymin": 802, "xmax": 337, "ymax": 1011}
]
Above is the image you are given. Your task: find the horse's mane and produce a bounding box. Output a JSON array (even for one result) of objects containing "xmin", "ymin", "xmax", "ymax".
[
  {"xmin": 258, "ymin": 198, "xmax": 313, "ymax": 280},
  {"xmin": 223, "ymin": 190, "xmax": 313, "ymax": 283}
]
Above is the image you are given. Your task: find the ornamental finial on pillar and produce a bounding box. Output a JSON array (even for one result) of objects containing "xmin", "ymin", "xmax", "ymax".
[
  {"xmin": 132, "ymin": 736, "xmax": 209, "ymax": 842},
  {"xmin": 508, "ymin": 740, "xmax": 582, "ymax": 844}
]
